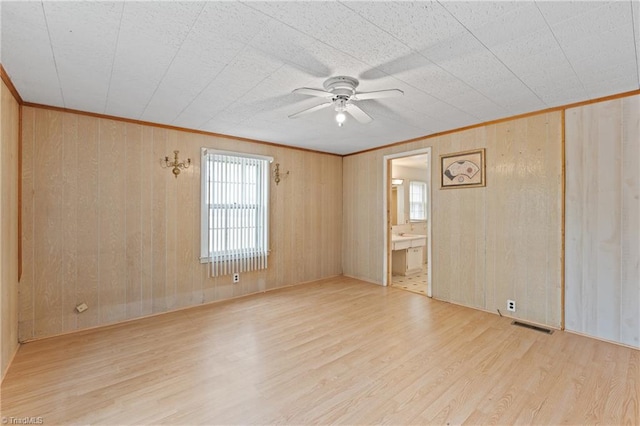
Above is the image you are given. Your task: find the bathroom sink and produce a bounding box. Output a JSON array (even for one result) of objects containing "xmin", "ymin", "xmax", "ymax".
[{"xmin": 391, "ymin": 234, "xmax": 426, "ymax": 250}]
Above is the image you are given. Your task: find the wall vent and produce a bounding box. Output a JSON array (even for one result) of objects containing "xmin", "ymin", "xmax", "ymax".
[{"xmin": 511, "ymin": 321, "xmax": 554, "ymax": 334}]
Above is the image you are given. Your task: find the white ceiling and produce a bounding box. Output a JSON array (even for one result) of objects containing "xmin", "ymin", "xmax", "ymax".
[{"xmin": 2, "ymin": 1, "xmax": 638, "ymax": 155}]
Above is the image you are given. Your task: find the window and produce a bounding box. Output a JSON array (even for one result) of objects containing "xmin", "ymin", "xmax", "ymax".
[
  {"xmin": 409, "ymin": 181, "xmax": 427, "ymax": 221},
  {"xmin": 201, "ymin": 148, "xmax": 272, "ymax": 276}
]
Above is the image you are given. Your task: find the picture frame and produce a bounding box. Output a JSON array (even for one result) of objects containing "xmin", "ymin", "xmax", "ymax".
[{"xmin": 440, "ymin": 148, "xmax": 485, "ymax": 189}]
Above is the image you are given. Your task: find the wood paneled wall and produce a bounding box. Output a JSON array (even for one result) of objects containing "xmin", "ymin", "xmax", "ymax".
[
  {"xmin": 19, "ymin": 107, "xmax": 342, "ymax": 341},
  {"xmin": 343, "ymin": 112, "xmax": 563, "ymax": 327},
  {"xmin": 565, "ymin": 95, "xmax": 640, "ymax": 348},
  {"xmin": 1, "ymin": 80, "xmax": 20, "ymax": 378}
]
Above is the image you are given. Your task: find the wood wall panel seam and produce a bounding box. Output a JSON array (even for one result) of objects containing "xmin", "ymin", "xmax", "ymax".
[
  {"xmin": 560, "ymin": 109, "xmax": 566, "ymax": 331},
  {"xmin": 18, "ymin": 105, "xmax": 22, "ymax": 282}
]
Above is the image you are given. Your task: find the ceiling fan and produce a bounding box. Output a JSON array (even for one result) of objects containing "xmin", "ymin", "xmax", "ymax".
[{"xmin": 288, "ymin": 76, "xmax": 403, "ymax": 126}]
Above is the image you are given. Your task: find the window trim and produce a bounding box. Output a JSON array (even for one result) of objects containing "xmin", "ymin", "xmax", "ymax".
[{"xmin": 200, "ymin": 148, "xmax": 273, "ymax": 263}]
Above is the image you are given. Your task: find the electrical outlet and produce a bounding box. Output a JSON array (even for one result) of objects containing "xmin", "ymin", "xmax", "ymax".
[
  {"xmin": 75, "ymin": 303, "xmax": 88, "ymax": 313},
  {"xmin": 507, "ymin": 300, "xmax": 516, "ymax": 312},
  {"xmin": 233, "ymin": 273, "xmax": 239, "ymax": 283}
]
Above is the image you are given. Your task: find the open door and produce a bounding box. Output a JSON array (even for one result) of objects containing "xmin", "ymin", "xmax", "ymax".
[{"xmin": 383, "ymin": 148, "xmax": 432, "ymax": 297}]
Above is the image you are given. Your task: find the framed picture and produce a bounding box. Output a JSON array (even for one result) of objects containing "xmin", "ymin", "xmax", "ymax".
[{"xmin": 440, "ymin": 148, "xmax": 485, "ymax": 189}]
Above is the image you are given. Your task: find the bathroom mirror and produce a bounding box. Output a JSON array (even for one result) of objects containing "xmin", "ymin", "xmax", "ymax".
[{"xmin": 391, "ymin": 184, "xmax": 405, "ymax": 225}]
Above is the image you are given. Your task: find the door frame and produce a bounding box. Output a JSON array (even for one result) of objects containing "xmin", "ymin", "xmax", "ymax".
[{"xmin": 382, "ymin": 147, "xmax": 432, "ymax": 297}]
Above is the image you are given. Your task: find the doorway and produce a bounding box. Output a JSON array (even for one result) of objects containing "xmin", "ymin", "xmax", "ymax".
[{"xmin": 383, "ymin": 148, "xmax": 432, "ymax": 297}]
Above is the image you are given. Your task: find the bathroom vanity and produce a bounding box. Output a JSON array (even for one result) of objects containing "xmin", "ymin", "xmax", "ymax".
[{"xmin": 391, "ymin": 234, "xmax": 426, "ymax": 276}]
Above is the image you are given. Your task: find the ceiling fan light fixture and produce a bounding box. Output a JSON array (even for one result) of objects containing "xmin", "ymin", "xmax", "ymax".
[{"xmin": 289, "ymin": 75, "xmax": 403, "ymax": 125}]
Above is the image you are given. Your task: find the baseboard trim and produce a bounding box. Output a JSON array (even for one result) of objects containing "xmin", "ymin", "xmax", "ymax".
[
  {"xmin": 430, "ymin": 296, "xmax": 562, "ymax": 331},
  {"xmin": 564, "ymin": 329, "xmax": 639, "ymax": 351},
  {"xmin": 342, "ymin": 274, "xmax": 383, "ymax": 286},
  {"xmin": 19, "ymin": 275, "xmax": 343, "ymax": 344},
  {"xmin": 1, "ymin": 342, "xmax": 21, "ymax": 384}
]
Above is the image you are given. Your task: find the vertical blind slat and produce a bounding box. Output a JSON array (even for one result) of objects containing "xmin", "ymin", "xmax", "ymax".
[{"xmin": 204, "ymin": 152, "xmax": 269, "ymax": 277}]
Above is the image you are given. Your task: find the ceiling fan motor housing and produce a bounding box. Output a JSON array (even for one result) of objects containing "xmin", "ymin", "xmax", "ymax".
[
  {"xmin": 289, "ymin": 75, "xmax": 400, "ymax": 123},
  {"xmin": 323, "ymin": 76, "xmax": 359, "ymax": 98}
]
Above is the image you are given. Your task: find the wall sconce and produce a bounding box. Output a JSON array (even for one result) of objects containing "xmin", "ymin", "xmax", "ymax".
[
  {"xmin": 391, "ymin": 178, "xmax": 404, "ymax": 185},
  {"xmin": 273, "ymin": 163, "xmax": 289, "ymax": 185},
  {"xmin": 162, "ymin": 150, "xmax": 191, "ymax": 178}
]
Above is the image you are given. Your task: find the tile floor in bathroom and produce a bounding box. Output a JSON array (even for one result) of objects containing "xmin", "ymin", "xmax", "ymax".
[{"xmin": 391, "ymin": 265, "xmax": 428, "ymax": 296}]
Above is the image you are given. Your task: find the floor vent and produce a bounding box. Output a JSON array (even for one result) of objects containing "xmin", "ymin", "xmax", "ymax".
[{"xmin": 511, "ymin": 321, "xmax": 554, "ymax": 334}]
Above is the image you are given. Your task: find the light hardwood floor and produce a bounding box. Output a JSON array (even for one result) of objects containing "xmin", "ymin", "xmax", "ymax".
[{"xmin": 1, "ymin": 276, "xmax": 638, "ymax": 425}]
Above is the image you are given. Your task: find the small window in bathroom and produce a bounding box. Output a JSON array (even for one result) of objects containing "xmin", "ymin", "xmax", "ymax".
[{"xmin": 409, "ymin": 181, "xmax": 427, "ymax": 221}]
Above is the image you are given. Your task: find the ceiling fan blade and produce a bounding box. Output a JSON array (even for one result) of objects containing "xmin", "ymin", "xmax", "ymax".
[
  {"xmin": 353, "ymin": 89, "xmax": 404, "ymax": 100},
  {"xmin": 292, "ymin": 87, "xmax": 333, "ymax": 98},
  {"xmin": 346, "ymin": 103, "xmax": 373, "ymax": 124},
  {"xmin": 288, "ymin": 102, "xmax": 333, "ymax": 119}
]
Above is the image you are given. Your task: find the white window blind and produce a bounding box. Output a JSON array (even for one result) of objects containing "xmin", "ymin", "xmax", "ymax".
[
  {"xmin": 200, "ymin": 148, "xmax": 272, "ymax": 277},
  {"xmin": 409, "ymin": 181, "xmax": 427, "ymax": 221}
]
